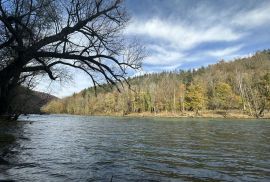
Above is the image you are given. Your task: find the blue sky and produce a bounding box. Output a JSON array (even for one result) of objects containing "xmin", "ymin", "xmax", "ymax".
[
  {"xmin": 35, "ymin": 0, "xmax": 270, "ymax": 97},
  {"xmin": 125, "ymin": 0, "xmax": 270, "ymax": 71}
]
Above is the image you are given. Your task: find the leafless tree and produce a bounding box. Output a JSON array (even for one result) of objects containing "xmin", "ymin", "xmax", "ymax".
[{"xmin": 0, "ymin": 0, "xmax": 144, "ymax": 116}]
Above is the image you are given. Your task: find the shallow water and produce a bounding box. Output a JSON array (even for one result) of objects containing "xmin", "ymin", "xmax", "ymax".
[{"xmin": 0, "ymin": 115, "xmax": 270, "ymax": 181}]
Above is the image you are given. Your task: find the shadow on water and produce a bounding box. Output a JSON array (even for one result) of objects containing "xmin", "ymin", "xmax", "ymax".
[{"xmin": 0, "ymin": 119, "xmax": 31, "ymax": 181}]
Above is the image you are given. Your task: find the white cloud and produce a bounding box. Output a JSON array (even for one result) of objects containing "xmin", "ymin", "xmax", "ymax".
[
  {"xmin": 126, "ymin": 18, "xmax": 244, "ymax": 50},
  {"xmin": 126, "ymin": 17, "xmax": 246, "ymax": 70},
  {"xmin": 205, "ymin": 45, "xmax": 244, "ymax": 58},
  {"xmin": 146, "ymin": 45, "xmax": 185, "ymax": 66},
  {"xmin": 233, "ymin": 2, "xmax": 270, "ymax": 28}
]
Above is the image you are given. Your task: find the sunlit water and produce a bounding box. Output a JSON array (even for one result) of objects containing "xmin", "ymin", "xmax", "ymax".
[{"xmin": 0, "ymin": 115, "xmax": 270, "ymax": 181}]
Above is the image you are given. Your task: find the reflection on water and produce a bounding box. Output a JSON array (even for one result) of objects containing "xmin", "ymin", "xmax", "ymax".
[{"xmin": 0, "ymin": 115, "xmax": 270, "ymax": 181}]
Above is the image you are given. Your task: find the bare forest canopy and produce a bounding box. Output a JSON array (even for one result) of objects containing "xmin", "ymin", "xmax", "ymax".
[{"xmin": 43, "ymin": 50, "xmax": 270, "ymax": 118}]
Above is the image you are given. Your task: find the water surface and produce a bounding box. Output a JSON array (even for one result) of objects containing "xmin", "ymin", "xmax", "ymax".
[{"xmin": 0, "ymin": 115, "xmax": 270, "ymax": 181}]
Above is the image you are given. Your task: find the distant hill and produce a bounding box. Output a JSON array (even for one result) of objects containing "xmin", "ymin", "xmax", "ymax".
[
  {"xmin": 43, "ymin": 50, "xmax": 270, "ymax": 118},
  {"xmin": 10, "ymin": 87, "xmax": 57, "ymax": 114}
]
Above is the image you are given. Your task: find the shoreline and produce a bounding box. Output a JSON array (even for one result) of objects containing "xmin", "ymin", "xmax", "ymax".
[
  {"xmin": 121, "ymin": 111, "xmax": 270, "ymax": 120},
  {"xmin": 41, "ymin": 110, "xmax": 270, "ymax": 120}
]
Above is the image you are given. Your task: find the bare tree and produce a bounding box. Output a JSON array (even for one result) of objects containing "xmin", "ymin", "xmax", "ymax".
[{"xmin": 0, "ymin": 0, "xmax": 144, "ymax": 117}]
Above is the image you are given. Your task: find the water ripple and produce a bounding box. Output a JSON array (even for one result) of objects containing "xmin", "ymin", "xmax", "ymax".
[{"xmin": 0, "ymin": 115, "xmax": 269, "ymax": 181}]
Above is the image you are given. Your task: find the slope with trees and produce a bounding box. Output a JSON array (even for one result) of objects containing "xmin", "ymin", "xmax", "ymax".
[{"xmin": 43, "ymin": 50, "xmax": 270, "ymax": 118}]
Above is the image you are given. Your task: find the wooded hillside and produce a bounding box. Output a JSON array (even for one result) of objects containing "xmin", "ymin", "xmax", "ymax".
[
  {"xmin": 42, "ymin": 50, "xmax": 270, "ymax": 118},
  {"xmin": 10, "ymin": 87, "xmax": 57, "ymax": 115}
]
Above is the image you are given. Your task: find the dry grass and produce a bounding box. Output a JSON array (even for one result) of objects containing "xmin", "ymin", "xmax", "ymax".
[{"xmin": 123, "ymin": 110, "xmax": 270, "ymax": 119}]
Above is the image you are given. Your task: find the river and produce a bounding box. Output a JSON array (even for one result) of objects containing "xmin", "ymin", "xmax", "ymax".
[{"xmin": 0, "ymin": 114, "xmax": 270, "ymax": 181}]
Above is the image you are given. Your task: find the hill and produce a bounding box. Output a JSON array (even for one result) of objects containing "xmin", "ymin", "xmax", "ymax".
[
  {"xmin": 42, "ymin": 50, "xmax": 270, "ymax": 118},
  {"xmin": 10, "ymin": 87, "xmax": 57, "ymax": 115}
]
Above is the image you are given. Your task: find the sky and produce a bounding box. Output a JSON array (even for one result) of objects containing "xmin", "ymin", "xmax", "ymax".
[{"xmin": 35, "ymin": 0, "xmax": 270, "ymax": 97}]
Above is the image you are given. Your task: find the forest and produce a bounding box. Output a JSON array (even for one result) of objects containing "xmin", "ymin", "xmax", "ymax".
[{"xmin": 42, "ymin": 50, "xmax": 270, "ymax": 118}]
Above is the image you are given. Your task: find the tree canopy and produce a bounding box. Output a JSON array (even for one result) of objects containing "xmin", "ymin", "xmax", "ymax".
[{"xmin": 0, "ymin": 0, "xmax": 143, "ymax": 117}]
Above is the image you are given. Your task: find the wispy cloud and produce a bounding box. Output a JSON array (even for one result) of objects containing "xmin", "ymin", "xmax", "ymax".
[
  {"xmin": 125, "ymin": 16, "xmax": 246, "ymax": 71},
  {"xmin": 145, "ymin": 45, "xmax": 185, "ymax": 66},
  {"xmin": 125, "ymin": 0, "xmax": 270, "ymax": 72},
  {"xmin": 232, "ymin": 2, "xmax": 270, "ymax": 28},
  {"xmin": 126, "ymin": 18, "xmax": 244, "ymax": 50},
  {"xmin": 205, "ymin": 45, "xmax": 244, "ymax": 58}
]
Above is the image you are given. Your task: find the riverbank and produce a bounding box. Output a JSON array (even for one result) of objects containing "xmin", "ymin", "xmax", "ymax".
[
  {"xmin": 125, "ymin": 110, "xmax": 254, "ymax": 119},
  {"xmin": 74, "ymin": 110, "xmax": 270, "ymax": 119},
  {"xmin": 2, "ymin": 110, "xmax": 270, "ymax": 120}
]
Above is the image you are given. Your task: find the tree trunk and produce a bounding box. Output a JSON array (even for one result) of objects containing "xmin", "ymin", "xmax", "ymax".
[
  {"xmin": 0, "ymin": 88, "xmax": 9, "ymax": 115},
  {"xmin": 0, "ymin": 64, "xmax": 22, "ymax": 117},
  {"xmin": 258, "ymin": 101, "xmax": 266, "ymax": 118},
  {"xmin": 0, "ymin": 71, "xmax": 11, "ymax": 115}
]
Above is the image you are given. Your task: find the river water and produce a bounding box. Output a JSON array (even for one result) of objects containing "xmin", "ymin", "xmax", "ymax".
[{"xmin": 0, "ymin": 114, "xmax": 270, "ymax": 181}]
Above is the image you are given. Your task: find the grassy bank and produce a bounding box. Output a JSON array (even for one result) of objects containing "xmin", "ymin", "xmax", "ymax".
[{"xmin": 125, "ymin": 111, "xmax": 253, "ymax": 119}]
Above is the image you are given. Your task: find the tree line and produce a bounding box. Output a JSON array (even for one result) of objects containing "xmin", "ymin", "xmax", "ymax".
[{"xmin": 43, "ymin": 50, "xmax": 270, "ymax": 118}]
